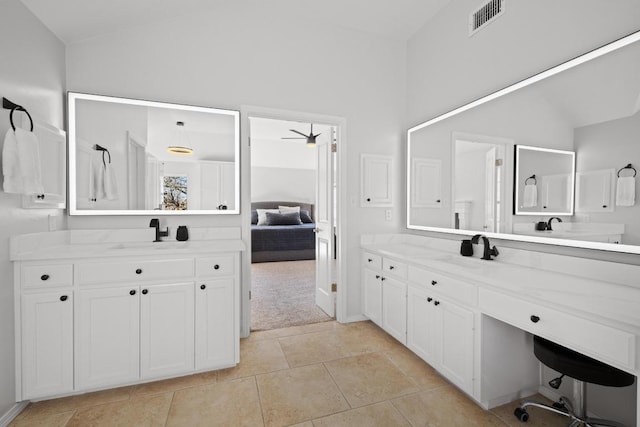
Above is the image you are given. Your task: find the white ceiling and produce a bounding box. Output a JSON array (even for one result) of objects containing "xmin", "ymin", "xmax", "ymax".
[{"xmin": 20, "ymin": 0, "xmax": 450, "ymax": 44}]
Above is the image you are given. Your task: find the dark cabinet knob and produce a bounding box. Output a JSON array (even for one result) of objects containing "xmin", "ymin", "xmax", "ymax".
[
  {"xmin": 36, "ymin": 194, "xmax": 45, "ymax": 200},
  {"xmin": 543, "ymin": 206, "xmax": 547, "ymax": 209},
  {"xmin": 366, "ymin": 198, "xmax": 371, "ymax": 202},
  {"xmin": 59, "ymin": 295, "xmax": 68, "ymax": 302},
  {"xmin": 434, "ymin": 300, "xmax": 440, "ymax": 306},
  {"xmin": 389, "ymin": 265, "xmax": 395, "ymax": 270},
  {"xmin": 40, "ymin": 274, "xmax": 49, "ymax": 281},
  {"xmin": 381, "ymin": 277, "xmax": 386, "ymax": 281},
  {"xmin": 129, "ymin": 290, "xmax": 136, "ymax": 296},
  {"xmin": 200, "ymin": 284, "xmax": 206, "ymax": 290},
  {"xmin": 602, "ymin": 205, "xmax": 607, "ymax": 208},
  {"xmin": 427, "ymin": 297, "xmax": 433, "ymax": 302},
  {"xmin": 436, "ymin": 199, "xmax": 441, "ymax": 203},
  {"xmin": 375, "ymin": 275, "xmax": 380, "ymax": 279},
  {"xmin": 142, "ymin": 289, "xmax": 148, "ymax": 295},
  {"xmin": 368, "ymin": 258, "xmax": 373, "ymax": 262},
  {"xmin": 213, "ymin": 264, "xmax": 220, "ymax": 270},
  {"xmin": 530, "ymin": 315, "xmax": 540, "ymax": 323},
  {"xmin": 135, "ymin": 268, "xmax": 142, "ymax": 275},
  {"xmin": 431, "ymin": 280, "xmax": 437, "ymax": 286}
]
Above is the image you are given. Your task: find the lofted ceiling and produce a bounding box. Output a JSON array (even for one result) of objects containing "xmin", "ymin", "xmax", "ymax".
[{"xmin": 20, "ymin": 0, "xmax": 450, "ymax": 44}]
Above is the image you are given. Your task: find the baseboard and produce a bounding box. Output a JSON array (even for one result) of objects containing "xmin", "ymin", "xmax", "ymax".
[
  {"xmin": 343, "ymin": 314, "xmax": 368, "ymax": 323},
  {"xmin": 0, "ymin": 402, "xmax": 28, "ymax": 427}
]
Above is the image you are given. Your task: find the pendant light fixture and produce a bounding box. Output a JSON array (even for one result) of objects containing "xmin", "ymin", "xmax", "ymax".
[{"xmin": 167, "ymin": 121, "xmax": 194, "ymax": 155}]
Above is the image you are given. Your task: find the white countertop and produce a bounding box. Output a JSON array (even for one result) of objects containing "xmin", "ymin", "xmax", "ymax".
[
  {"xmin": 362, "ymin": 240, "xmax": 640, "ymax": 331},
  {"xmin": 10, "ymin": 228, "xmax": 246, "ymax": 261}
]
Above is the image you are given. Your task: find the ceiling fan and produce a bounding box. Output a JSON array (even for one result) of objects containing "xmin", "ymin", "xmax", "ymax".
[{"xmin": 282, "ymin": 123, "xmax": 320, "ymax": 147}]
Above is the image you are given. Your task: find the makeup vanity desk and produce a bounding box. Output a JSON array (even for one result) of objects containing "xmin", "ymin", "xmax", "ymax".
[{"xmin": 361, "ymin": 234, "xmax": 640, "ymax": 425}]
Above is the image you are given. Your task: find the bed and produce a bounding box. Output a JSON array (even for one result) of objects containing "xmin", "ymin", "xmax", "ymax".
[{"xmin": 251, "ymin": 201, "xmax": 316, "ymax": 263}]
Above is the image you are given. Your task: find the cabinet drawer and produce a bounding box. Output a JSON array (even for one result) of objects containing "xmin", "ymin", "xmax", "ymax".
[
  {"xmin": 22, "ymin": 264, "xmax": 73, "ymax": 288},
  {"xmin": 383, "ymin": 258, "xmax": 408, "ymax": 279},
  {"xmin": 479, "ymin": 288, "xmax": 636, "ymax": 371},
  {"xmin": 408, "ymin": 267, "xmax": 477, "ymax": 307},
  {"xmin": 362, "ymin": 252, "xmax": 382, "ymax": 270},
  {"xmin": 76, "ymin": 258, "xmax": 194, "ymax": 285},
  {"xmin": 195, "ymin": 255, "xmax": 235, "ymax": 277}
]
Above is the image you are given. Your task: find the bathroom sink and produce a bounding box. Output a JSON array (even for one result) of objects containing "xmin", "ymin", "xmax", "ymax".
[{"xmin": 108, "ymin": 241, "xmax": 190, "ymax": 251}]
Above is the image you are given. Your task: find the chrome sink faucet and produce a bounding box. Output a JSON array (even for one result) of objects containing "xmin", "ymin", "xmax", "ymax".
[
  {"xmin": 471, "ymin": 234, "xmax": 499, "ymax": 260},
  {"xmin": 547, "ymin": 217, "xmax": 563, "ymax": 231},
  {"xmin": 149, "ymin": 218, "xmax": 169, "ymax": 242}
]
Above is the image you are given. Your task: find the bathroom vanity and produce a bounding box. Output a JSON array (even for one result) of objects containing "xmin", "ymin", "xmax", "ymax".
[
  {"xmin": 11, "ymin": 228, "xmax": 244, "ymax": 401},
  {"xmin": 362, "ymin": 234, "xmax": 640, "ymax": 424}
]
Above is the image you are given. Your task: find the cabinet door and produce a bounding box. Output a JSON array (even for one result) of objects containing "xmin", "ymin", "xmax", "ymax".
[
  {"xmin": 540, "ymin": 174, "xmax": 571, "ymax": 212},
  {"xmin": 438, "ymin": 301, "xmax": 474, "ymax": 395},
  {"xmin": 362, "ymin": 268, "xmax": 382, "ymax": 326},
  {"xmin": 22, "ymin": 291, "xmax": 73, "ymax": 399},
  {"xmin": 407, "ymin": 286, "xmax": 439, "ymax": 366},
  {"xmin": 76, "ymin": 287, "xmax": 140, "ymax": 389},
  {"xmin": 220, "ymin": 162, "xmax": 235, "ymax": 210},
  {"xmin": 195, "ymin": 279, "xmax": 235, "ymax": 370},
  {"xmin": 411, "ymin": 158, "xmax": 442, "ymax": 208},
  {"xmin": 140, "ymin": 283, "xmax": 195, "ymax": 379},
  {"xmin": 576, "ymin": 169, "xmax": 614, "ymax": 212},
  {"xmin": 381, "ymin": 277, "xmax": 407, "ymax": 344},
  {"xmin": 361, "ymin": 154, "xmax": 393, "ymax": 207}
]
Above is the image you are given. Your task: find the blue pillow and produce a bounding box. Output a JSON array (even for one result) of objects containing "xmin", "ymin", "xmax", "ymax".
[
  {"xmin": 264, "ymin": 211, "xmax": 303, "ymax": 225},
  {"xmin": 300, "ymin": 209, "xmax": 313, "ymax": 223}
]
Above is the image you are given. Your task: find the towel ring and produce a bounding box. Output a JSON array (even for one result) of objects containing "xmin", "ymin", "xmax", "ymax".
[
  {"xmin": 94, "ymin": 144, "xmax": 111, "ymax": 167},
  {"xmin": 525, "ymin": 174, "xmax": 537, "ymax": 185},
  {"xmin": 8, "ymin": 107, "xmax": 34, "ymax": 132},
  {"xmin": 617, "ymin": 164, "xmax": 637, "ymax": 178}
]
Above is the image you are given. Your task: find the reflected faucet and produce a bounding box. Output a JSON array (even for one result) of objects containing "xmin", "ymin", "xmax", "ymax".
[
  {"xmin": 547, "ymin": 217, "xmax": 563, "ymax": 231},
  {"xmin": 149, "ymin": 218, "xmax": 169, "ymax": 242},
  {"xmin": 471, "ymin": 234, "xmax": 499, "ymax": 260}
]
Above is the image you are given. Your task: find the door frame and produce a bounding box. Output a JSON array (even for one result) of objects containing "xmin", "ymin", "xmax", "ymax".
[{"xmin": 240, "ymin": 105, "xmax": 347, "ymax": 338}]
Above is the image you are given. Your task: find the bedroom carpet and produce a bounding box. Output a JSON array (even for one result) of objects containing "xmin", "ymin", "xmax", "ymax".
[{"xmin": 251, "ymin": 260, "xmax": 333, "ymax": 331}]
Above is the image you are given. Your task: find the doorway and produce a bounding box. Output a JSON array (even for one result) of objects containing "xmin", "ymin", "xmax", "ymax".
[{"xmin": 246, "ymin": 114, "xmax": 341, "ymax": 331}]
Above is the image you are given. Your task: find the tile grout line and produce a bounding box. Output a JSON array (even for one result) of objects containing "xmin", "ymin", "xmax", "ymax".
[
  {"xmin": 162, "ymin": 391, "xmax": 176, "ymax": 427},
  {"xmin": 252, "ymin": 375, "xmax": 268, "ymax": 427},
  {"xmin": 321, "ymin": 361, "xmax": 353, "ymax": 411}
]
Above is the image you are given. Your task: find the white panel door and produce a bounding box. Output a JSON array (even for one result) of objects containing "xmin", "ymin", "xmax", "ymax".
[
  {"xmin": 439, "ymin": 300, "xmax": 475, "ymax": 395},
  {"xmin": 362, "ymin": 269, "xmax": 382, "ymax": 326},
  {"xmin": 195, "ymin": 279, "xmax": 235, "ymax": 369},
  {"xmin": 76, "ymin": 287, "xmax": 140, "ymax": 389},
  {"xmin": 381, "ymin": 277, "xmax": 407, "ymax": 345},
  {"xmin": 22, "ymin": 291, "xmax": 73, "ymax": 399},
  {"xmin": 407, "ymin": 286, "xmax": 438, "ymax": 366},
  {"xmin": 140, "ymin": 283, "xmax": 195, "ymax": 379},
  {"xmin": 315, "ymin": 132, "xmax": 334, "ymax": 317}
]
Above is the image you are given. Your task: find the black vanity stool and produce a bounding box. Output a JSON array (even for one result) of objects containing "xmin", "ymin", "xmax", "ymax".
[{"xmin": 514, "ymin": 335, "xmax": 635, "ymax": 427}]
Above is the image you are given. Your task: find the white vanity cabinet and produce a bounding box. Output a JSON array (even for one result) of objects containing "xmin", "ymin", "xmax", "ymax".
[
  {"xmin": 14, "ymin": 246, "xmax": 241, "ymax": 402},
  {"xmin": 406, "ymin": 269, "xmax": 475, "ymax": 396}
]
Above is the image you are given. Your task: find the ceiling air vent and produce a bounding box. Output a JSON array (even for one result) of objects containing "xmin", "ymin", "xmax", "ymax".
[{"xmin": 469, "ymin": 0, "xmax": 505, "ymax": 36}]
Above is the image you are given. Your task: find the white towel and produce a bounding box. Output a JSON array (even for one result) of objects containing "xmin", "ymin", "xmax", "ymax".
[
  {"xmin": 523, "ymin": 184, "xmax": 537, "ymax": 208},
  {"xmin": 103, "ymin": 161, "xmax": 118, "ymax": 200},
  {"xmin": 92, "ymin": 156, "xmax": 118, "ymax": 201},
  {"xmin": 616, "ymin": 176, "xmax": 635, "ymax": 206},
  {"xmin": 15, "ymin": 128, "xmax": 44, "ymax": 195},
  {"xmin": 2, "ymin": 129, "xmax": 23, "ymax": 193}
]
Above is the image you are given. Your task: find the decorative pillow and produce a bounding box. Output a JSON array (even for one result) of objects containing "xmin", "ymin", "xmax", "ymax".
[
  {"xmin": 251, "ymin": 210, "xmax": 258, "ymax": 225},
  {"xmin": 264, "ymin": 211, "xmax": 303, "ymax": 226},
  {"xmin": 299, "ymin": 209, "xmax": 313, "ymax": 224},
  {"xmin": 256, "ymin": 208, "xmax": 280, "ymax": 225},
  {"xmin": 279, "ymin": 205, "xmax": 300, "ymax": 213}
]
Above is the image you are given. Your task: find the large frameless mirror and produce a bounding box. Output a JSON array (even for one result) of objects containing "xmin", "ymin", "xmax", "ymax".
[
  {"xmin": 68, "ymin": 92, "xmax": 240, "ymax": 215},
  {"xmin": 407, "ymin": 30, "xmax": 640, "ymax": 253}
]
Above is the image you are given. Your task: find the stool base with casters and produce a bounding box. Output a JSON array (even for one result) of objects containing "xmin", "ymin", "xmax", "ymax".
[{"xmin": 513, "ymin": 336, "xmax": 634, "ymax": 427}]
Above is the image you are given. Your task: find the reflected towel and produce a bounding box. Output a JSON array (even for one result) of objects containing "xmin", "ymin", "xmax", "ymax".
[
  {"xmin": 523, "ymin": 184, "xmax": 537, "ymax": 208},
  {"xmin": 92, "ymin": 157, "xmax": 118, "ymax": 201},
  {"xmin": 15, "ymin": 128, "xmax": 44, "ymax": 194},
  {"xmin": 103, "ymin": 161, "xmax": 118, "ymax": 200},
  {"xmin": 2, "ymin": 129, "xmax": 23, "ymax": 193},
  {"xmin": 616, "ymin": 176, "xmax": 635, "ymax": 206}
]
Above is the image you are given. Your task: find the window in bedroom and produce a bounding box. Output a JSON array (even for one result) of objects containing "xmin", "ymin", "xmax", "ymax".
[{"xmin": 161, "ymin": 175, "xmax": 188, "ymax": 210}]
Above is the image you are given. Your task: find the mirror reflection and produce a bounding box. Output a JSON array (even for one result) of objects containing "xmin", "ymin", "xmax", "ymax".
[
  {"xmin": 407, "ymin": 31, "xmax": 640, "ymax": 253},
  {"xmin": 68, "ymin": 92, "xmax": 240, "ymax": 215}
]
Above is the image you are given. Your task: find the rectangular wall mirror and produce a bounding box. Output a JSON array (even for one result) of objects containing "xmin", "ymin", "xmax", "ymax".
[
  {"xmin": 514, "ymin": 145, "xmax": 575, "ymax": 216},
  {"xmin": 407, "ymin": 30, "xmax": 640, "ymax": 254},
  {"xmin": 68, "ymin": 92, "xmax": 240, "ymax": 215}
]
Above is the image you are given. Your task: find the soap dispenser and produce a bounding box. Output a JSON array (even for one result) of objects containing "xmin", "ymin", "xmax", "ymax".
[{"xmin": 176, "ymin": 226, "xmax": 189, "ymax": 241}]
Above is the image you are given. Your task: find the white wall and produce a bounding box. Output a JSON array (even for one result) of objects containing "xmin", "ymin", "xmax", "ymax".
[
  {"xmin": 0, "ymin": 0, "xmax": 66, "ymax": 416},
  {"xmin": 65, "ymin": 4, "xmax": 407, "ymax": 322},
  {"xmin": 251, "ymin": 167, "xmax": 315, "ymax": 203}
]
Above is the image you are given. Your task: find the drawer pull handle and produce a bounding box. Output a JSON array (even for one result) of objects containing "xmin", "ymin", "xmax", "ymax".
[
  {"xmin": 40, "ymin": 274, "xmax": 50, "ymax": 281},
  {"xmin": 434, "ymin": 300, "xmax": 440, "ymax": 306},
  {"xmin": 59, "ymin": 295, "xmax": 68, "ymax": 302},
  {"xmin": 135, "ymin": 268, "xmax": 142, "ymax": 275},
  {"xmin": 142, "ymin": 289, "xmax": 148, "ymax": 295},
  {"xmin": 431, "ymin": 280, "xmax": 437, "ymax": 286},
  {"xmin": 200, "ymin": 284, "xmax": 206, "ymax": 290},
  {"xmin": 389, "ymin": 265, "xmax": 395, "ymax": 270},
  {"xmin": 530, "ymin": 315, "xmax": 540, "ymax": 323},
  {"xmin": 427, "ymin": 297, "xmax": 433, "ymax": 302},
  {"xmin": 129, "ymin": 290, "xmax": 136, "ymax": 296},
  {"xmin": 213, "ymin": 264, "xmax": 220, "ymax": 270}
]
